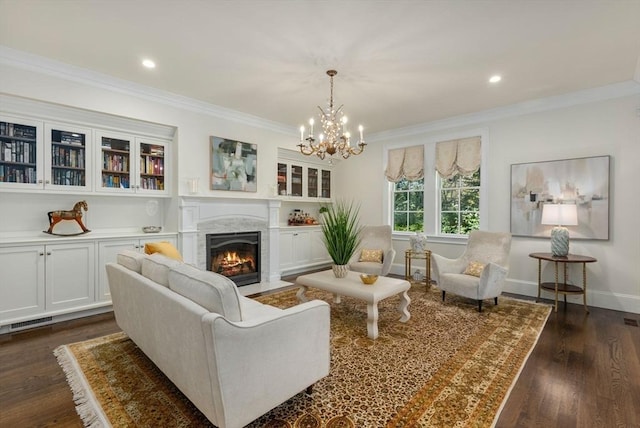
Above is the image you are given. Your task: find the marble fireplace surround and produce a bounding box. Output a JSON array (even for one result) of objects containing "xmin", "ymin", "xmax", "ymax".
[{"xmin": 179, "ymin": 197, "xmax": 282, "ymax": 283}]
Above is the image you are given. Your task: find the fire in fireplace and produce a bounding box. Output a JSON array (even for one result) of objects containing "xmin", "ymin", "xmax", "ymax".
[{"xmin": 206, "ymin": 231, "xmax": 261, "ymax": 286}]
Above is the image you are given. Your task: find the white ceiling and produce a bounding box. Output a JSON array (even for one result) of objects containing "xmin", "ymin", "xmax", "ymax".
[{"xmin": 1, "ymin": 0, "xmax": 639, "ymax": 134}]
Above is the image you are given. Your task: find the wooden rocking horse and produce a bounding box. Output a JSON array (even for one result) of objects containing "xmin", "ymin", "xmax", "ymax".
[{"xmin": 45, "ymin": 200, "xmax": 91, "ymax": 235}]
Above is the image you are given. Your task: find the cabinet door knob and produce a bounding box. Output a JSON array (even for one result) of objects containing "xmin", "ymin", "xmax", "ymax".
[
  {"xmin": 46, "ymin": 251, "xmax": 52, "ymax": 256},
  {"xmin": 45, "ymin": 180, "xmax": 50, "ymax": 184},
  {"xmin": 38, "ymin": 180, "xmax": 43, "ymax": 184},
  {"xmin": 39, "ymin": 252, "xmax": 44, "ymax": 256}
]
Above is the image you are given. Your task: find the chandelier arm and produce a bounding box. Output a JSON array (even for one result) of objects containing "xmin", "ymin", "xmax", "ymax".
[
  {"xmin": 347, "ymin": 142, "xmax": 366, "ymax": 156},
  {"xmin": 297, "ymin": 142, "xmax": 317, "ymax": 156}
]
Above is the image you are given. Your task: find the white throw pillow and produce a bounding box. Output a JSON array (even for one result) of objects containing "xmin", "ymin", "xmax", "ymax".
[
  {"xmin": 168, "ymin": 264, "xmax": 243, "ymax": 322},
  {"xmin": 141, "ymin": 253, "xmax": 182, "ymax": 287},
  {"xmin": 117, "ymin": 250, "xmax": 146, "ymax": 273}
]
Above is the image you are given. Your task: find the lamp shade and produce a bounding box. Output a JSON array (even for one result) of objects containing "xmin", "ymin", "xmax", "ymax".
[{"xmin": 541, "ymin": 204, "xmax": 578, "ymax": 226}]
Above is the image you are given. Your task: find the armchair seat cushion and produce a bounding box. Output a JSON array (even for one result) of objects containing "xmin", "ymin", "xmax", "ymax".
[
  {"xmin": 349, "ymin": 260, "xmax": 384, "ymax": 275},
  {"xmin": 439, "ymin": 273, "xmax": 480, "ymax": 298}
]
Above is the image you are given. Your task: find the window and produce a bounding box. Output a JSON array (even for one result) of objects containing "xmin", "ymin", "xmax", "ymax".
[
  {"xmin": 386, "ymin": 133, "xmax": 485, "ymax": 238},
  {"xmin": 393, "ymin": 178, "xmax": 424, "ymax": 231},
  {"xmin": 439, "ymin": 169, "xmax": 480, "ymax": 234}
]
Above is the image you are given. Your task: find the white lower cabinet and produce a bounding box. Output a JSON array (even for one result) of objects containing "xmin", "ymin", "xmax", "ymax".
[
  {"xmin": 0, "ymin": 242, "xmax": 94, "ymax": 323},
  {"xmin": 310, "ymin": 229, "xmax": 329, "ymax": 263},
  {"xmin": 0, "ymin": 245, "xmax": 45, "ymax": 322},
  {"xmin": 45, "ymin": 242, "xmax": 95, "ymax": 311},
  {"xmin": 0, "ymin": 234, "xmax": 176, "ymax": 332},
  {"xmin": 279, "ymin": 227, "xmax": 330, "ymax": 274},
  {"xmin": 96, "ymin": 236, "xmax": 177, "ymax": 302}
]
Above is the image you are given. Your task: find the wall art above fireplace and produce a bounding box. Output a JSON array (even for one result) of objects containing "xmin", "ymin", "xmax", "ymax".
[{"xmin": 210, "ymin": 136, "xmax": 257, "ymax": 192}]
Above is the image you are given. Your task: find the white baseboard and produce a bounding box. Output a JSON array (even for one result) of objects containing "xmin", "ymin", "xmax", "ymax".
[
  {"xmin": 390, "ymin": 263, "xmax": 639, "ymax": 314},
  {"xmin": 504, "ymin": 279, "xmax": 639, "ymax": 314}
]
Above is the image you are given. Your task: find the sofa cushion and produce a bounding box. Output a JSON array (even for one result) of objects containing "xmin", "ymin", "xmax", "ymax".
[
  {"xmin": 141, "ymin": 253, "xmax": 183, "ymax": 287},
  {"xmin": 239, "ymin": 296, "xmax": 282, "ymax": 320},
  {"xmin": 117, "ymin": 250, "xmax": 147, "ymax": 273},
  {"xmin": 144, "ymin": 241, "xmax": 183, "ymax": 261},
  {"xmin": 168, "ymin": 264, "xmax": 242, "ymax": 321}
]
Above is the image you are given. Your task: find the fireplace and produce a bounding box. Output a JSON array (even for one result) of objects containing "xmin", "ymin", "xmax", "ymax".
[{"xmin": 206, "ymin": 231, "xmax": 261, "ymax": 287}]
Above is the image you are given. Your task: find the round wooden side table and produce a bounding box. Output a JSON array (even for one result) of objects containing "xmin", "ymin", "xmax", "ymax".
[{"xmin": 529, "ymin": 252, "xmax": 597, "ymax": 313}]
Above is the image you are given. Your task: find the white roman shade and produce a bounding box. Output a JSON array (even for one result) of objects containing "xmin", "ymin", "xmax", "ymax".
[
  {"xmin": 385, "ymin": 145, "xmax": 424, "ymax": 182},
  {"xmin": 435, "ymin": 137, "xmax": 481, "ymax": 179}
]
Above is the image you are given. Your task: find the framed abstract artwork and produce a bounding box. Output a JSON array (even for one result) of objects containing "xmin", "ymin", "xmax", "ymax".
[
  {"xmin": 510, "ymin": 155, "xmax": 610, "ymax": 240},
  {"xmin": 210, "ymin": 136, "xmax": 257, "ymax": 192}
]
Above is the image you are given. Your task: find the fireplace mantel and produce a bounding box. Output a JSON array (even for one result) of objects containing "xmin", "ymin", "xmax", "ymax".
[{"xmin": 179, "ymin": 197, "xmax": 281, "ymax": 282}]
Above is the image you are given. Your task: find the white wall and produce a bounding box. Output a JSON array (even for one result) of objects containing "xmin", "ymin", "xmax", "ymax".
[
  {"xmin": 0, "ymin": 63, "xmax": 289, "ymax": 201},
  {"xmin": 340, "ymin": 95, "xmax": 640, "ymax": 313},
  {"xmin": 1, "ymin": 58, "xmax": 638, "ymax": 313}
]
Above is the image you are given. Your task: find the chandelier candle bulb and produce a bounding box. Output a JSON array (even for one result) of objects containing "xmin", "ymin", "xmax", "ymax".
[{"xmin": 300, "ymin": 126, "xmax": 304, "ymax": 141}]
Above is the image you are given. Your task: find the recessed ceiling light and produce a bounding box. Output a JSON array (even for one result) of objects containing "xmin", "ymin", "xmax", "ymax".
[
  {"xmin": 489, "ymin": 75, "xmax": 502, "ymax": 83},
  {"xmin": 142, "ymin": 59, "xmax": 156, "ymax": 69}
]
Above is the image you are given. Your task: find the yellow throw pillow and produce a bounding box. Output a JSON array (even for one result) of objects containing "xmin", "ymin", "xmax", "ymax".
[
  {"xmin": 464, "ymin": 261, "xmax": 485, "ymax": 277},
  {"xmin": 144, "ymin": 241, "xmax": 183, "ymax": 261},
  {"xmin": 360, "ymin": 249, "xmax": 383, "ymax": 263}
]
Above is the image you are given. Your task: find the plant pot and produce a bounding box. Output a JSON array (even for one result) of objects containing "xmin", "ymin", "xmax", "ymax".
[{"xmin": 332, "ymin": 264, "xmax": 349, "ymax": 278}]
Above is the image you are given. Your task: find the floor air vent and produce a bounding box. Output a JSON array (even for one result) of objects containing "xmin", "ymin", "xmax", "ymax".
[
  {"xmin": 10, "ymin": 317, "xmax": 53, "ymax": 331},
  {"xmin": 623, "ymin": 318, "xmax": 639, "ymax": 327}
]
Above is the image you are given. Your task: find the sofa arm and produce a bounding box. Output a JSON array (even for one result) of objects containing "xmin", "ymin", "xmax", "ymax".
[{"xmin": 201, "ymin": 300, "xmax": 330, "ymax": 428}]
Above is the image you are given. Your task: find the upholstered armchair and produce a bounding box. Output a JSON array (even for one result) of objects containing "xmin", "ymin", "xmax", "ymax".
[
  {"xmin": 431, "ymin": 230, "xmax": 512, "ymax": 312},
  {"xmin": 348, "ymin": 225, "xmax": 396, "ymax": 276}
]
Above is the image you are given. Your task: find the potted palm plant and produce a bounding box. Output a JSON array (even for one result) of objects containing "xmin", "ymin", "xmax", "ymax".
[{"xmin": 320, "ymin": 200, "xmax": 363, "ymax": 278}]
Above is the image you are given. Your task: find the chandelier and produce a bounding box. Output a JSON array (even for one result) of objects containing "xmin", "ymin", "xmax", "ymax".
[{"xmin": 297, "ymin": 70, "xmax": 366, "ymax": 160}]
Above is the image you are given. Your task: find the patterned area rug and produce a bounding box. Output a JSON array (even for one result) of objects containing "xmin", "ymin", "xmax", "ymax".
[{"xmin": 55, "ymin": 285, "xmax": 550, "ymax": 427}]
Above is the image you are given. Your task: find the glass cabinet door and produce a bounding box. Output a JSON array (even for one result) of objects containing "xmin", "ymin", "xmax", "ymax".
[
  {"xmin": 308, "ymin": 167, "xmax": 318, "ymax": 198},
  {"xmin": 277, "ymin": 162, "xmax": 288, "ymax": 196},
  {"xmin": 99, "ymin": 133, "xmax": 131, "ymax": 191},
  {"xmin": 291, "ymin": 164, "xmax": 303, "ymax": 197},
  {"xmin": 137, "ymin": 140, "xmax": 165, "ymax": 192},
  {"xmin": 0, "ymin": 116, "xmax": 42, "ymax": 187},
  {"xmin": 45, "ymin": 124, "xmax": 91, "ymax": 191},
  {"xmin": 321, "ymin": 170, "xmax": 331, "ymax": 198}
]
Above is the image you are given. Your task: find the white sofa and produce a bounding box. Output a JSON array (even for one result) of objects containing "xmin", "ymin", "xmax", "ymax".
[{"xmin": 106, "ymin": 250, "xmax": 330, "ymax": 428}]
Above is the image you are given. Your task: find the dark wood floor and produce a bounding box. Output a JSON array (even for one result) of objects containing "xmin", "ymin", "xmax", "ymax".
[{"xmin": 1, "ymin": 283, "xmax": 638, "ymax": 427}]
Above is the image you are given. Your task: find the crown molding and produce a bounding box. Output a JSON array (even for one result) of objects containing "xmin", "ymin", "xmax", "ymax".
[
  {"xmin": 0, "ymin": 45, "xmax": 294, "ymax": 136},
  {"xmin": 369, "ymin": 80, "xmax": 640, "ymax": 142},
  {"xmin": 2, "ymin": 45, "xmax": 638, "ymax": 142}
]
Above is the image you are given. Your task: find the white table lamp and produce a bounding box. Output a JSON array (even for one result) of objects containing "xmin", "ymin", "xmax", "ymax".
[{"xmin": 541, "ymin": 203, "xmax": 578, "ymax": 257}]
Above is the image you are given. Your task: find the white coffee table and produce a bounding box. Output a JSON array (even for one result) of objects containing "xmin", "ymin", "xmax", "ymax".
[{"xmin": 295, "ymin": 270, "xmax": 411, "ymax": 339}]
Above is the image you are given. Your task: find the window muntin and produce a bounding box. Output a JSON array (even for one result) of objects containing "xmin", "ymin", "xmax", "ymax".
[
  {"xmin": 439, "ymin": 169, "xmax": 480, "ymax": 235},
  {"xmin": 392, "ymin": 178, "xmax": 424, "ymax": 232}
]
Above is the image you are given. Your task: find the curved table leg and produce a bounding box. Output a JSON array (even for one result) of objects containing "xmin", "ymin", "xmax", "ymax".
[
  {"xmin": 366, "ymin": 303, "xmax": 379, "ymax": 340},
  {"xmin": 398, "ymin": 290, "xmax": 411, "ymax": 322},
  {"xmin": 296, "ymin": 285, "xmax": 309, "ymax": 303}
]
